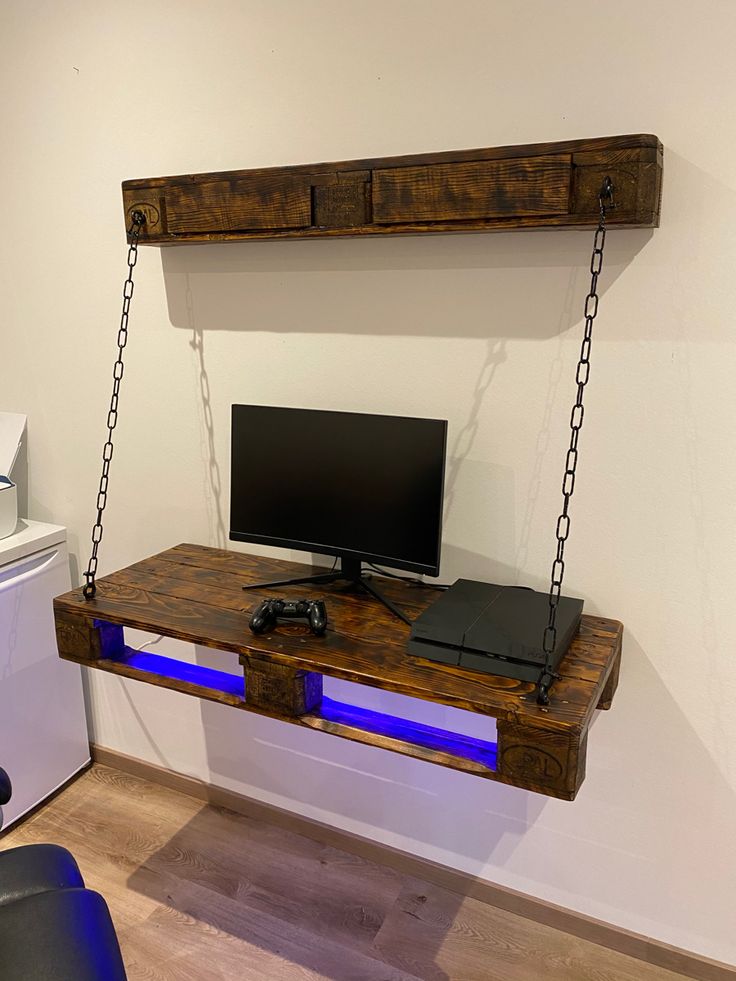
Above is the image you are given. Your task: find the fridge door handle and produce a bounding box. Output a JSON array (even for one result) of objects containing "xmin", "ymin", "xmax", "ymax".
[{"xmin": 0, "ymin": 548, "xmax": 61, "ymax": 593}]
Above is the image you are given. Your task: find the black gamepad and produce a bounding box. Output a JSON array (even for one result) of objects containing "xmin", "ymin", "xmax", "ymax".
[{"xmin": 249, "ymin": 598, "xmax": 328, "ymax": 636}]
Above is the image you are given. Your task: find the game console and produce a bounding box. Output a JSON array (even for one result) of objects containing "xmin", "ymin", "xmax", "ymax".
[{"xmin": 408, "ymin": 579, "xmax": 582, "ymax": 681}]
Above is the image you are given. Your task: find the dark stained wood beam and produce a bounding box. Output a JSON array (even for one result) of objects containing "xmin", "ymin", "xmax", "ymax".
[{"xmin": 122, "ymin": 134, "xmax": 662, "ymax": 245}]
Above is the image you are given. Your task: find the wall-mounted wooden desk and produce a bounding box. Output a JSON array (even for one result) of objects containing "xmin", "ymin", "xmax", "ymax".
[{"xmin": 54, "ymin": 545, "xmax": 621, "ymax": 801}]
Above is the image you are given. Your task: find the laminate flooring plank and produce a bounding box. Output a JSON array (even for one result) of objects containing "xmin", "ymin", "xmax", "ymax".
[
  {"xmin": 121, "ymin": 867, "xmax": 420, "ymax": 981},
  {"xmin": 71, "ymin": 767, "xmax": 405, "ymax": 956},
  {"xmin": 373, "ymin": 882, "xmax": 698, "ymax": 981},
  {"xmin": 138, "ymin": 813, "xmax": 402, "ymax": 955}
]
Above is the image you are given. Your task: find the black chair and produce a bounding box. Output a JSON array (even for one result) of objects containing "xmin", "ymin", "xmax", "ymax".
[
  {"xmin": 0, "ymin": 768, "xmax": 10, "ymax": 808},
  {"xmin": 0, "ymin": 766, "xmax": 128, "ymax": 981}
]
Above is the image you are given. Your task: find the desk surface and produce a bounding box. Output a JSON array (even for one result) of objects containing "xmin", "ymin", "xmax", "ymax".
[{"xmin": 56, "ymin": 543, "xmax": 620, "ymax": 729}]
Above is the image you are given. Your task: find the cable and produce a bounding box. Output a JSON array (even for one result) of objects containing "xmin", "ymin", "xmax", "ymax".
[{"xmin": 365, "ymin": 563, "xmax": 449, "ymax": 590}]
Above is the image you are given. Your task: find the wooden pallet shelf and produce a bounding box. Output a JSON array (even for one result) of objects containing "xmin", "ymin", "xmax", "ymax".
[
  {"xmin": 122, "ymin": 134, "xmax": 662, "ymax": 245},
  {"xmin": 54, "ymin": 545, "xmax": 622, "ymax": 800}
]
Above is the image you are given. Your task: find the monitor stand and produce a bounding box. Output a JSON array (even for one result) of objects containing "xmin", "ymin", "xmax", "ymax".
[{"xmin": 241, "ymin": 556, "xmax": 412, "ymax": 625}]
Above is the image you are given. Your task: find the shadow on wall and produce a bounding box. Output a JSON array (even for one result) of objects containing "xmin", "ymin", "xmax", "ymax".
[
  {"xmin": 189, "ymin": 321, "xmax": 227, "ymax": 550},
  {"xmin": 179, "ymin": 264, "xmax": 595, "ymax": 628},
  {"xmin": 163, "ymin": 207, "xmax": 657, "ymax": 590},
  {"xmin": 160, "ymin": 227, "xmax": 653, "ymax": 339}
]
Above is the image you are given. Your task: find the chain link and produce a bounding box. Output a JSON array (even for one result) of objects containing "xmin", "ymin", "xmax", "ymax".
[
  {"xmin": 82, "ymin": 211, "xmax": 146, "ymax": 600},
  {"xmin": 537, "ymin": 178, "xmax": 613, "ymax": 704}
]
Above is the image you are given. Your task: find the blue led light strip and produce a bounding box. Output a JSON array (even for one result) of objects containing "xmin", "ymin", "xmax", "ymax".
[{"xmin": 107, "ymin": 648, "xmax": 497, "ymax": 771}]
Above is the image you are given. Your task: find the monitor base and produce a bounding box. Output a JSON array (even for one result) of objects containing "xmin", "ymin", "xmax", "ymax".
[{"xmin": 241, "ymin": 556, "xmax": 412, "ymax": 625}]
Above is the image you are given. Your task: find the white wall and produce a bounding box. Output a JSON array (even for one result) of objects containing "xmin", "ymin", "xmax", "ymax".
[{"xmin": 2, "ymin": 0, "xmax": 735, "ymax": 965}]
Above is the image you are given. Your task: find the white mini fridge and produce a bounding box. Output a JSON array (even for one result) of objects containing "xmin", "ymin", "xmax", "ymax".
[{"xmin": 0, "ymin": 520, "xmax": 90, "ymax": 829}]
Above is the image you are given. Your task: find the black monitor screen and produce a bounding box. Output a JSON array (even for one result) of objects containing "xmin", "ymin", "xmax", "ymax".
[{"xmin": 230, "ymin": 405, "xmax": 447, "ymax": 576}]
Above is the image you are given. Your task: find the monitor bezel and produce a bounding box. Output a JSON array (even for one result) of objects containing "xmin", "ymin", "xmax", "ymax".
[{"xmin": 229, "ymin": 404, "xmax": 447, "ymax": 578}]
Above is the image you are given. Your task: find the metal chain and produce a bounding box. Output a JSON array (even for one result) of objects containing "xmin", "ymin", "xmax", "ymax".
[
  {"xmin": 82, "ymin": 211, "xmax": 146, "ymax": 600},
  {"xmin": 537, "ymin": 178, "xmax": 614, "ymax": 704}
]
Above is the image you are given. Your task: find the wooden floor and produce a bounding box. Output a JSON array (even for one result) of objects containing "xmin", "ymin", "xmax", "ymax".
[{"xmin": 1, "ymin": 765, "xmax": 696, "ymax": 981}]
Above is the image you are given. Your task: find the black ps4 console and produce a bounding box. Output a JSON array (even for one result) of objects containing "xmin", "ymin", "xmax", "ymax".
[{"xmin": 408, "ymin": 580, "xmax": 583, "ymax": 681}]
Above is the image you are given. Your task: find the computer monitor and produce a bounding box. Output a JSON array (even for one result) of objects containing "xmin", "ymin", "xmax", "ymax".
[{"xmin": 230, "ymin": 405, "xmax": 447, "ymax": 619}]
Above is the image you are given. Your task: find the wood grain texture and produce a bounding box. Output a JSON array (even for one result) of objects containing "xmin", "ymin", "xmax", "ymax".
[
  {"xmin": 496, "ymin": 721, "xmax": 588, "ymax": 800},
  {"xmin": 372, "ymin": 155, "xmax": 571, "ymax": 222},
  {"xmin": 1, "ymin": 764, "xmax": 718, "ymax": 981},
  {"xmin": 372, "ymin": 882, "xmax": 699, "ymax": 981},
  {"xmin": 121, "ymin": 134, "xmax": 662, "ymax": 243},
  {"xmin": 301, "ymin": 699, "xmax": 498, "ymax": 775},
  {"xmin": 165, "ymin": 176, "xmax": 312, "ymax": 232},
  {"xmin": 597, "ymin": 642, "xmax": 622, "ymax": 710},
  {"xmin": 62, "ymin": 645, "xmax": 246, "ymax": 708},
  {"xmin": 53, "ymin": 544, "xmax": 622, "ymax": 799},
  {"xmin": 241, "ymin": 652, "xmax": 323, "ymax": 716},
  {"xmin": 313, "ymin": 171, "xmax": 370, "ymax": 227},
  {"xmin": 55, "ymin": 610, "xmax": 124, "ymax": 661}
]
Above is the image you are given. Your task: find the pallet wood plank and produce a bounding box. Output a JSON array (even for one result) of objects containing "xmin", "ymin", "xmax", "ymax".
[
  {"xmin": 61, "ymin": 643, "xmax": 246, "ymax": 708},
  {"xmin": 301, "ymin": 698, "xmax": 497, "ymax": 776},
  {"xmin": 104, "ymin": 558, "xmax": 432, "ymax": 638},
  {"xmin": 597, "ymin": 642, "xmax": 622, "ymax": 710},
  {"xmin": 165, "ymin": 176, "xmax": 312, "ymax": 233},
  {"xmin": 372, "ymin": 155, "xmax": 571, "ymax": 223}
]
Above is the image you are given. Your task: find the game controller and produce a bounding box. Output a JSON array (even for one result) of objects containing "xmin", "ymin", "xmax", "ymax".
[{"xmin": 249, "ymin": 598, "xmax": 328, "ymax": 636}]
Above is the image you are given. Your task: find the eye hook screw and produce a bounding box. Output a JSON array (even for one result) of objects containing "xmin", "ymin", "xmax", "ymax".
[{"xmin": 599, "ymin": 176, "xmax": 615, "ymax": 213}]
